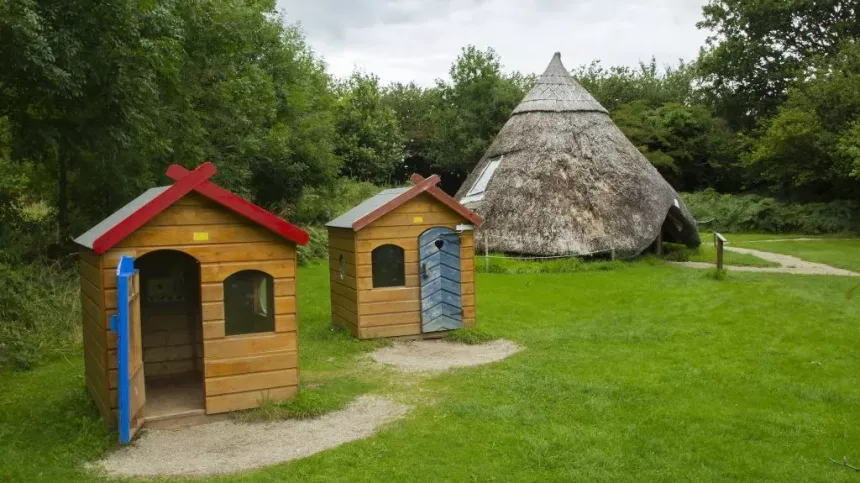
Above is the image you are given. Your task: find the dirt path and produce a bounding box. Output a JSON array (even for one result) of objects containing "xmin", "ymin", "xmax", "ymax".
[
  {"xmin": 94, "ymin": 395, "xmax": 410, "ymax": 478},
  {"xmin": 674, "ymin": 246, "xmax": 858, "ymax": 276},
  {"xmin": 729, "ymin": 237, "xmax": 855, "ymax": 243},
  {"xmin": 370, "ymin": 339, "xmax": 522, "ymax": 372},
  {"xmin": 93, "ymin": 339, "xmax": 522, "ymax": 477}
]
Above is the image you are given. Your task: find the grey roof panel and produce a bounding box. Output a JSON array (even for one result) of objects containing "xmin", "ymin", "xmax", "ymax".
[
  {"xmin": 74, "ymin": 186, "xmax": 170, "ymax": 249},
  {"xmin": 512, "ymin": 52, "xmax": 608, "ymax": 115},
  {"xmin": 326, "ymin": 187, "xmax": 410, "ymax": 229}
]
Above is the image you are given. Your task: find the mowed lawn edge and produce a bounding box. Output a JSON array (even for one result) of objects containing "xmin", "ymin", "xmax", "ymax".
[{"xmin": 1, "ymin": 262, "xmax": 859, "ymax": 482}]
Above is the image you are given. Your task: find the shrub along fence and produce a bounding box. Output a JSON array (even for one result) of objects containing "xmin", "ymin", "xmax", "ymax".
[{"xmin": 682, "ymin": 189, "xmax": 860, "ymax": 234}]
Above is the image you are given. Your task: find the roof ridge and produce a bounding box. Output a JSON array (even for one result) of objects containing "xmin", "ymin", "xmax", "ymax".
[{"xmin": 512, "ymin": 52, "xmax": 608, "ymax": 115}]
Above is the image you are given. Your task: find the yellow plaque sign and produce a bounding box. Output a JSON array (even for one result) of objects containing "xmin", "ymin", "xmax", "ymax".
[
  {"xmin": 193, "ymin": 232, "xmax": 209, "ymax": 241},
  {"xmin": 412, "ymin": 216, "xmax": 424, "ymax": 223}
]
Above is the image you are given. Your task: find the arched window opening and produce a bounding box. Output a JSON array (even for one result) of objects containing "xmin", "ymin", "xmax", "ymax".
[
  {"xmin": 224, "ymin": 270, "xmax": 275, "ymax": 335},
  {"xmin": 371, "ymin": 244, "xmax": 405, "ymax": 288}
]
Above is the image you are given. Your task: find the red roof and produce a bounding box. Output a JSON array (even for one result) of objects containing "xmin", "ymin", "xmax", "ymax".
[
  {"xmin": 351, "ymin": 173, "xmax": 482, "ymax": 231},
  {"xmin": 77, "ymin": 162, "xmax": 309, "ymax": 255}
]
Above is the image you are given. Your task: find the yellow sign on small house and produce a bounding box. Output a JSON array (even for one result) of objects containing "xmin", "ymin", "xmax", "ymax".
[
  {"xmin": 193, "ymin": 232, "xmax": 209, "ymax": 241},
  {"xmin": 412, "ymin": 216, "xmax": 424, "ymax": 223}
]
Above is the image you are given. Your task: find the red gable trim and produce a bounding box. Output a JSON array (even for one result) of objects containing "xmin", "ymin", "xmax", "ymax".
[
  {"xmin": 91, "ymin": 163, "xmax": 217, "ymax": 254},
  {"xmin": 165, "ymin": 164, "xmax": 309, "ymax": 246},
  {"xmin": 409, "ymin": 173, "xmax": 482, "ymax": 227},
  {"xmin": 351, "ymin": 173, "xmax": 482, "ymax": 231}
]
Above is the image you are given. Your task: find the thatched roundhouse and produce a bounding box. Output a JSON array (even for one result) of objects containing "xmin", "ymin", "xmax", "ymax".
[{"xmin": 455, "ymin": 52, "xmax": 700, "ymax": 257}]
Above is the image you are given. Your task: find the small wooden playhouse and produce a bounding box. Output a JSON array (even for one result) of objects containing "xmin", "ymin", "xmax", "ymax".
[
  {"xmin": 74, "ymin": 163, "xmax": 308, "ymax": 442},
  {"xmin": 326, "ymin": 174, "xmax": 482, "ymax": 339}
]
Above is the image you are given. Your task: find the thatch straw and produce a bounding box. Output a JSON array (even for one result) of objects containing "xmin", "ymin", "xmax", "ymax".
[{"xmin": 455, "ymin": 53, "xmax": 700, "ymax": 257}]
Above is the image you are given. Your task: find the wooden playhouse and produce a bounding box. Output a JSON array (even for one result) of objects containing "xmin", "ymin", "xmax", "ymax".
[
  {"xmin": 326, "ymin": 174, "xmax": 482, "ymax": 339},
  {"xmin": 74, "ymin": 162, "xmax": 308, "ymax": 442}
]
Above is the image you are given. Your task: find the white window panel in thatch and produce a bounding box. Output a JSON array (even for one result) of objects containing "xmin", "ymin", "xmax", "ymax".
[{"xmin": 462, "ymin": 157, "xmax": 502, "ymax": 203}]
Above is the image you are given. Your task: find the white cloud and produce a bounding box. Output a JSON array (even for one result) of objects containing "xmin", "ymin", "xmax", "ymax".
[{"xmin": 277, "ymin": 0, "xmax": 709, "ymax": 85}]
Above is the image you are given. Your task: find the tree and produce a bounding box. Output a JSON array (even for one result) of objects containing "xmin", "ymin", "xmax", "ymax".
[
  {"xmin": 0, "ymin": 0, "xmax": 340, "ymax": 237},
  {"xmin": 0, "ymin": 0, "xmax": 181, "ymax": 238},
  {"xmin": 429, "ymin": 46, "xmax": 532, "ymax": 192},
  {"xmin": 697, "ymin": 0, "xmax": 860, "ymax": 129},
  {"xmin": 333, "ymin": 71, "xmax": 404, "ymax": 185},
  {"xmin": 744, "ymin": 42, "xmax": 860, "ymax": 200},
  {"xmin": 574, "ymin": 58, "xmax": 698, "ymax": 111},
  {"xmin": 383, "ymin": 82, "xmax": 437, "ymax": 181}
]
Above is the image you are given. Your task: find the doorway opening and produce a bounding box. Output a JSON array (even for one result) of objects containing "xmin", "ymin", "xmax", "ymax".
[{"xmin": 136, "ymin": 250, "xmax": 204, "ymax": 420}]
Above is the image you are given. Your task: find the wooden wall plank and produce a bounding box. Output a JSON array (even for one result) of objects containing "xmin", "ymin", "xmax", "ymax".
[
  {"xmin": 202, "ymin": 321, "xmax": 225, "ymax": 340},
  {"xmin": 200, "ymin": 259, "xmax": 295, "ymax": 283},
  {"xmin": 204, "ymin": 351, "xmax": 298, "ymax": 378},
  {"xmin": 327, "ymin": 235, "xmax": 356, "ymax": 253},
  {"xmin": 359, "ymin": 300, "xmax": 419, "ymax": 316},
  {"xmin": 204, "ymin": 332, "xmax": 296, "ymax": 359},
  {"xmin": 275, "ymin": 314, "xmax": 297, "ymax": 333},
  {"xmin": 104, "ymin": 242, "xmax": 295, "ymax": 269},
  {"xmin": 369, "ymin": 211, "xmax": 464, "ymax": 228},
  {"xmin": 147, "ymin": 204, "xmax": 252, "ymax": 227},
  {"xmin": 330, "ymin": 281, "xmax": 357, "ymax": 302},
  {"xmin": 206, "ymin": 385, "xmax": 298, "ymax": 414},
  {"xmin": 361, "ymin": 323, "xmax": 422, "ymax": 339},
  {"xmin": 361, "ymin": 311, "xmax": 420, "ymax": 328},
  {"xmin": 206, "ymin": 369, "xmax": 298, "ymax": 396},
  {"xmin": 115, "ymin": 224, "xmax": 281, "ymax": 249},
  {"xmin": 199, "ymin": 278, "xmax": 296, "ymax": 302},
  {"xmin": 359, "ymin": 287, "xmax": 419, "ymax": 303}
]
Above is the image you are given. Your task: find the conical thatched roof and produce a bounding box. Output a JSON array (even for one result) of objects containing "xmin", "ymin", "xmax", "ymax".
[{"xmin": 454, "ymin": 52, "xmax": 700, "ymax": 257}]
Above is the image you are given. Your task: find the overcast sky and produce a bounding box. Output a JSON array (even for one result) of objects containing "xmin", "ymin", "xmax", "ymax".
[{"xmin": 275, "ymin": 0, "xmax": 711, "ymax": 86}]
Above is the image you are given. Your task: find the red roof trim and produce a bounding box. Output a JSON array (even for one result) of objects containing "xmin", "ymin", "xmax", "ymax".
[
  {"xmin": 352, "ymin": 175, "xmax": 441, "ymax": 231},
  {"xmin": 165, "ymin": 164, "xmax": 309, "ymax": 246},
  {"xmin": 91, "ymin": 163, "xmax": 217, "ymax": 254},
  {"xmin": 350, "ymin": 173, "xmax": 482, "ymax": 231},
  {"xmin": 409, "ymin": 173, "xmax": 482, "ymax": 227}
]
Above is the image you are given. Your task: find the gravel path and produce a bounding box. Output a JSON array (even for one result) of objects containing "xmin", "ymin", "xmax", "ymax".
[
  {"xmin": 674, "ymin": 246, "xmax": 858, "ymax": 276},
  {"xmin": 93, "ymin": 395, "xmax": 410, "ymax": 478},
  {"xmin": 370, "ymin": 339, "xmax": 522, "ymax": 372}
]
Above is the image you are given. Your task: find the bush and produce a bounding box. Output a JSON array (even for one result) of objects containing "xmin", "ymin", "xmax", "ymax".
[
  {"xmin": 292, "ymin": 178, "xmax": 388, "ymax": 226},
  {"xmin": 0, "ymin": 261, "xmax": 81, "ymax": 371},
  {"xmin": 682, "ymin": 189, "xmax": 860, "ymax": 234},
  {"xmin": 297, "ymin": 226, "xmax": 329, "ymax": 266}
]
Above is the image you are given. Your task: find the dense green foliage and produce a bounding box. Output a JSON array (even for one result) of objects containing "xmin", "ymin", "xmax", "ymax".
[{"xmin": 682, "ymin": 190, "xmax": 860, "ymax": 234}]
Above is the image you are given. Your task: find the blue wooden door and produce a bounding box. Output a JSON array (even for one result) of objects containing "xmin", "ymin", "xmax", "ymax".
[
  {"xmin": 110, "ymin": 256, "xmax": 146, "ymax": 444},
  {"xmin": 419, "ymin": 227, "xmax": 463, "ymax": 332}
]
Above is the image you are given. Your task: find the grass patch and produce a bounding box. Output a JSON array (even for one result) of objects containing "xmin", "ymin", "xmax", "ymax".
[
  {"xmin": 0, "ymin": 261, "xmax": 81, "ymax": 371},
  {"xmin": 476, "ymin": 253, "xmax": 624, "ymax": 274},
  {"xmin": 3, "ymin": 259, "xmax": 860, "ymax": 481},
  {"xmin": 705, "ymin": 267, "xmax": 728, "ymax": 280},
  {"xmin": 732, "ymin": 238, "xmax": 860, "ymax": 272},
  {"xmin": 446, "ymin": 327, "xmax": 497, "ymax": 345},
  {"xmin": 234, "ymin": 378, "xmax": 374, "ymax": 423}
]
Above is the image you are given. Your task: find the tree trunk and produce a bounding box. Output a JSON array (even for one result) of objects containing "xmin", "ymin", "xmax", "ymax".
[{"xmin": 57, "ymin": 151, "xmax": 68, "ymax": 241}]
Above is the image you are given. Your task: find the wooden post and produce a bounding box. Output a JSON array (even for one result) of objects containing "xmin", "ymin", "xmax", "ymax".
[
  {"xmin": 655, "ymin": 232, "xmax": 663, "ymax": 255},
  {"xmin": 715, "ymin": 232, "xmax": 726, "ymax": 270},
  {"xmin": 483, "ymin": 234, "xmax": 489, "ymax": 271}
]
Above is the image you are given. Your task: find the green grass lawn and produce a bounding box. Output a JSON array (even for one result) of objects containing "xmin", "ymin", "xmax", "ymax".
[
  {"xmin": 731, "ymin": 239, "xmax": 860, "ymax": 272},
  {"xmin": 3, "ymin": 261, "xmax": 860, "ymax": 482}
]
